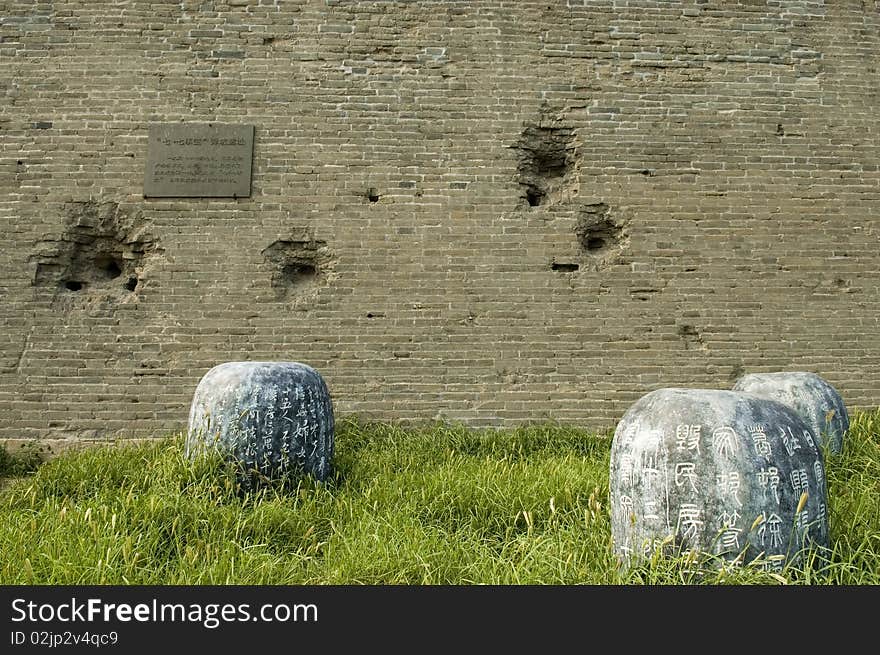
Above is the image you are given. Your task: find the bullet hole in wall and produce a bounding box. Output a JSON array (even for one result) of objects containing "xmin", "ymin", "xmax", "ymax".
[
  {"xmin": 29, "ymin": 201, "xmax": 159, "ymax": 310},
  {"xmin": 513, "ymin": 123, "xmax": 578, "ymax": 208},
  {"xmin": 575, "ymin": 203, "xmax": 626, "ymax": 257},
  {"xmin": 526, "ymin": 188, "xmax": 544, "ymax": 207},
  {"xmin": 262, "ymin": 232, "xmax": 335, "ymax": 302},
  {"xmin": 98, "ymin": 257, "xmax": 122, "ymax": 279},
  {"xmin": 281, "ymin": 262, "xmax": 318, "ymax": 289}
]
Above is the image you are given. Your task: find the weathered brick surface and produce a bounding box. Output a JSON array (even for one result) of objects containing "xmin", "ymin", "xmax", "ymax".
[{"xmin": 2, "ymin": 1, "xmax": 879, "ymax": 444}]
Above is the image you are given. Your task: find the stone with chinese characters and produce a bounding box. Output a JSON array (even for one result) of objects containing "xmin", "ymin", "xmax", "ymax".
[
  {"xmin": 186, "ymin": 361, "xmax": 334, "ymax": 490},
  {"xmin": 609, "ymin": 388, "xmax": 830, "ymax": 572},
  {"xmin": 733, "ymin": 371, "xmax": 849, "ymax": 455}
]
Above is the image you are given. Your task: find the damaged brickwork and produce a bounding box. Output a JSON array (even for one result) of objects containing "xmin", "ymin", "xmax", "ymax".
[
  {"xmin": 29, "ymin": 201, "xmax": 161, "ymax": 312},
  {"xmin": 1, "ymin": 0, "xmax": 879, "ymax": 446},
  {"xmin": 513, "ymin": 120, "xmax": 579, "ymax": 209},
  {"xmin": 261, "ymin": 230, "xmax": 337, "ymax": 304}
]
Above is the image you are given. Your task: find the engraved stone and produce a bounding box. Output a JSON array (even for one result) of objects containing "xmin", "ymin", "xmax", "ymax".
[
  {"xmin": 144, "ymin": 123, "xmax": 254, "ymax": 198},
  {"xmin": 610, "ymin": 388, "xmax": 830, "ymax": 571},
  {"xmin": 186, "ymin": 361, "xmax": 334, "ymax": 490},
  {"xmin": 733, "ymin": 371, "xmax": 849, "ymax": 455}
]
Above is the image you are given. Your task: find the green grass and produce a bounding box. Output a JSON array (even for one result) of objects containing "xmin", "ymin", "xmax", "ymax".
[
  {"xmin": 0, "ymin": 410, "xmax": 878, "ymax": 585},
  {"xmin": 0, "ymin": 442, "xmax": 42, "ymax": 479}
]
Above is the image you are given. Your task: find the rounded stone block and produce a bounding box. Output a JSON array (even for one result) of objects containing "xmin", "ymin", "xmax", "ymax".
[
  {"xmin": 186, "ymin": 361, "xmax": 334, "ymax": 487},
  {"xmin": 732, "ymin": 371, "xmax": 849, "ymax": 455},
  {"xmin": 610, "ymin": 388, "xmax": 829, "ymax": 571}
]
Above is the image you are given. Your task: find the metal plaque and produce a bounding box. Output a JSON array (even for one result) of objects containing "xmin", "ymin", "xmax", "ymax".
[{"xmin": 144, "ymin": 123, "xmax": 254, "ymax": 198}]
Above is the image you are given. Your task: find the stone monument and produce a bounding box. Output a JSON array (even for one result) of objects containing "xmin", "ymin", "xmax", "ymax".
[
  {"xmin": 733, "ymin": 371, "xmax": 849, "ymax": 455},
  {"xmin": 186, "ymin": 361, "xmax": 334, "ymax": 490},
  {"xmin": 610, "ymin": 388, "xmax": 829, "ymax": 572}
]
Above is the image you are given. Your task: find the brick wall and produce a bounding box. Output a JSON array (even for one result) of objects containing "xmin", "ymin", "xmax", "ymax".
[{"xmin": 2, "ymin": 0, "xmax": 879, "ymax": 447}]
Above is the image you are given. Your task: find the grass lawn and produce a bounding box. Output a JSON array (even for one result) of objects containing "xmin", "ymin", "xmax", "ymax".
[{"xmin": 1, "ymin": 410, "xmax": 878, "ymax": 585}]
